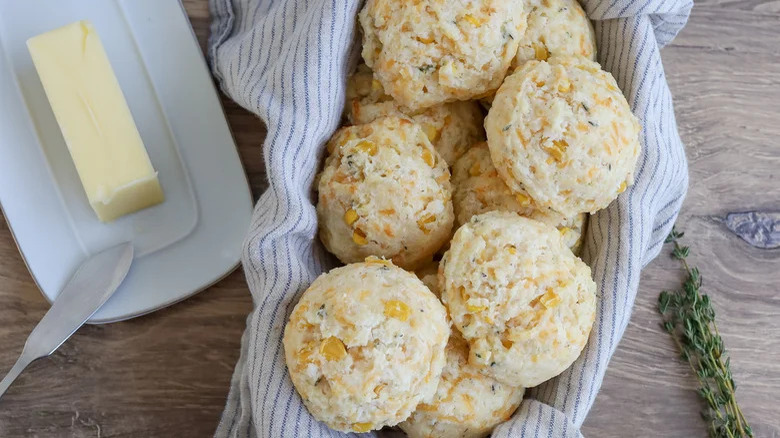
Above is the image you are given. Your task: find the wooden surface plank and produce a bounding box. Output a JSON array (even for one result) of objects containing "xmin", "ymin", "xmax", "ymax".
[
  {"xmin": 0, "ymin": 1, "xmax": 777, "ymax": 437},
  {"xmin": 584, "ymin": 1, "xmax": 780, "ymax": 436}
]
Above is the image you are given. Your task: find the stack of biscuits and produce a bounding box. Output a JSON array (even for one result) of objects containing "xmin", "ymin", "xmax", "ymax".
[{"xmin": 283, "ymin": 0, "xmax": 641, "ymax": 436}]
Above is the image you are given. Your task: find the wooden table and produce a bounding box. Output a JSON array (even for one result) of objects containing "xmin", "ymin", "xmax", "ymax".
[{"xmin": 1, "ymin": 1, "xmax": 778, "ymax": 436}]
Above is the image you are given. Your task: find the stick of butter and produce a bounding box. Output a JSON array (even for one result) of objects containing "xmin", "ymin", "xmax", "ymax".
[{"xmin": 27, "ymin": 20, "xmax": 164, "ymax": 222}]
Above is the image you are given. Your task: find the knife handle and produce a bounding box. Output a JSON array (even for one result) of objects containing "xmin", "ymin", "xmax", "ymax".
[
  {"xmin": 0, "ymin": 351, "xmax": 36, "ymax": 399},
  {"xmin": 0, "ymin": 242, "xmax": 133, "ymax": 401}
]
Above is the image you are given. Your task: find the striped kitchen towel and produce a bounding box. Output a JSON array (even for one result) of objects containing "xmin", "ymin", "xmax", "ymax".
[{"xmin": 208, "ymin": 0, "xmax": 692, "ymax": 436}]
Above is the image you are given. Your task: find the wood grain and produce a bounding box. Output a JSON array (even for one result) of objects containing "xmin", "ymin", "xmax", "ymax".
[
  {"xmin": 0, "ymin": 1, "xmax": 777, "ymax": 437},
  {"xmin": 584, "ymin": 1, "xmax": 780, "ymax": 436}
]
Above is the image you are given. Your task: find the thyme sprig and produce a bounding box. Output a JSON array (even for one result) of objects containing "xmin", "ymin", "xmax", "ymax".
[{"xmin": 658, "ymin": 227, "xmax": 752, "ymax": 438}]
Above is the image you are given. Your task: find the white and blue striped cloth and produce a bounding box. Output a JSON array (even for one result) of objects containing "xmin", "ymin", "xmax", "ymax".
[{"xmin": 208, "ymin": 0, "xmax": 692, "ymax": 435}]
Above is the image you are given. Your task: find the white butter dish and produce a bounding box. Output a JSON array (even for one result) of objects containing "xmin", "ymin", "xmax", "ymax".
[{"xmin": 0, "ymin": 0, "xmax": 252, "ymax": 322}]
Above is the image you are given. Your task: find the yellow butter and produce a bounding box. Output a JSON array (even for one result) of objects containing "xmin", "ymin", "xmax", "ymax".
[{"xmin": 27, "ymin": 20, "xmax": 164, "ymax": 222}]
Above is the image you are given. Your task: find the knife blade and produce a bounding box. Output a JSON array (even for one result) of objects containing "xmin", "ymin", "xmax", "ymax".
[{"xmin": 0, "ymin": 242, "xmax": 134, "ymax": 399}]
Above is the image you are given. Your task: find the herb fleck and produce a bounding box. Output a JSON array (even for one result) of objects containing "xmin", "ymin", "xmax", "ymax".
[
  {"xmin": 501, "ymin": 23, "xmax": 515, "ymax": 41},
  {"xmin": 418, "ymin": 64, "xmax": 435, "ymax": 74}
]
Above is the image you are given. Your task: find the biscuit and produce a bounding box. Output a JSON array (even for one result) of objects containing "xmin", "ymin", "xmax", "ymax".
[
  {"xmin": 283, "ymin": 258, "xmax": 450, "ymax": 433},
  {"xmin": 451, "ymin": 142, "xmax": 587, "ymax": 254},
  {"xmin": 400, "ymin": 332, "xmax": 525, "ymax": 438},
  {"xmin": 345, "ymin": 64, "xmax": 485, "ymax": 166},
  {"xmin": 317, "ymin": 116, "xmax": 454, "ymax": 269},
  {"xmin": 480, "ymin": 0, "xmax": 596, "ymax": 108},
  {"xmin": 513, "ymin": 0, "xmax": 596, "ymax": 69},
  {"xmin": 485, "ymin": 57, "xmax": 641, "ymax": 217},
  {"xmin": 440, "ymin": 211, "xmax": 596, "ymax": 386},
  {"xmin": 359, "ymin": 0, "xmax": 527, "ymax": 110}
]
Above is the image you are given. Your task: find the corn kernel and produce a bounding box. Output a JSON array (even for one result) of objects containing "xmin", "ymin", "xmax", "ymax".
[
  {"xmin": 558, "ymin": 78, "xmax": 571, "ymax": 93},
  {"xmin": 507, "ymin": 245, "xmax": 517, "ymax": 255},
  {"xmin": 618, "ymin": 181, "xmax": 627, "ymax": 193},
  {"xmin": 539, "ymin": 289, "xmax": 562, "ymax": 309},
  {"xmin": 320, "ymin": 337, "xmax": 347, "ymax": 361},
  {"xmin": 421, "ymin": 148, "xmax": 435, "ymax": 167},
  {"xmin": 469, "ymin": 162, "xmax": 481, "ymax": 176},
  {"xmin": 467, "ymin": 304, "xmax": 487, "ymax": 313},
  {"xmin": 344, "ymin": 209, "xmax": 359, "ymax": 226},
  {"xmin": 534, "ymin": 44, "xmax": 549, "ymax": 61},
  {"xmin": 329, "ymin": 131, "xmax": 357, "ymax": 153},
  {"xmin": 416, "ymin": 35, "xmax": 435, "ymax": 44},
  {"xmin": 501, "ymin": 338, "xmax": 514, "ymax": 349},
  {"xmin": 464, "ymin": 14, "xmax": 482, "ymax": 26},
  {"xmin": 353, "ymin": 229, "xmax": 368, "ymax": 245},
  {"xmin": 365, "ymin": 256, "xmax": 391, "ymax": 266},
  {"xmin": 355, "ymin": 140, "xmax": 378, "ymax": 156},
  {"xmin": 384, "ymin": 300, "xmax": 411, "ymax": 321},
  {"xmin": 352, "ymin": 423, "xmax": 373, "ymax": 433},
  {"xmin": 373, "ymin": 384, "xmax": 386, "ymax": 396},
  {"xmin": 515, "ymin": 193, "xmax": 531, "ymax": 206},
  {"xmin": 421, "ymin": 123, "xmax": 440, "ymax": 142}
]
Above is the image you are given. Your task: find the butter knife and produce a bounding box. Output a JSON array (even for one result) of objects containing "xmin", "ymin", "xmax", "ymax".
[{"xmin": 0, "ymin": 242, "xmax": 133, "ymax": 399}]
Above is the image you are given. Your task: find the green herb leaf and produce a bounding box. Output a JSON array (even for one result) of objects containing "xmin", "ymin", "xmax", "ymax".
[{"xmin": 658, "ymin": 226, "xmax": 752, "ymax": 437}]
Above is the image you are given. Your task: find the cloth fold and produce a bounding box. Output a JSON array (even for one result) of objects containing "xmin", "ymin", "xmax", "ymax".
[{"xmin": 208, "ymin": 0, "xmax": 691, "ymax": 436}]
